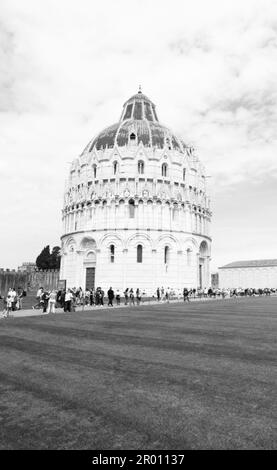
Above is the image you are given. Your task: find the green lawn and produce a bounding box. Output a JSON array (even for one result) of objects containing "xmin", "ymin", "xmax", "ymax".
[{"xmin": 0, "ymin": 297, "xmax": 276, "ymax": 449}]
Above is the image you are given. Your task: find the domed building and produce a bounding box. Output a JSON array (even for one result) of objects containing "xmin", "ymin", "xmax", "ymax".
[{"xmin": 60, "ymin": 89, "xmax": 212, "ymax": 293}]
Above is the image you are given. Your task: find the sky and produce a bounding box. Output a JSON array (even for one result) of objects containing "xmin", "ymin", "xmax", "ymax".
[{"xmin": 0, "ymin": 0, "xmax": 277, "ymax": 271}]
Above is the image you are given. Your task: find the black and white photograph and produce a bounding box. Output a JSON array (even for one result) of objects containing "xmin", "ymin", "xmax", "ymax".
[{"xmin": 0, "ymin": 0, "xmax": 276, "ymax": 454}]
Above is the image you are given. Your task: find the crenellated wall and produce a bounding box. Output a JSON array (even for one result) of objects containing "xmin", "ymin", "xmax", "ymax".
[{"xmin": 0, "ymin": 269, "xmax": 60, "ymax": 295}]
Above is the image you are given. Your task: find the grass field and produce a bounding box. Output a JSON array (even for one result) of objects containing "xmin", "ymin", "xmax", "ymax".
[{"xmin": 0, "ymin": 297, "xmax": 276, "ymax": 449}]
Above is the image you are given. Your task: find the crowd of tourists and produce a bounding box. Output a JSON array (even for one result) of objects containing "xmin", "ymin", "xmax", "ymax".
[
  {"xmin": 0, "ymin": 285, "xmax": 276, "ymax": 317},
  {"xmin": 0, "ymin": 287, "xmax": 26, "ymax": 317}
]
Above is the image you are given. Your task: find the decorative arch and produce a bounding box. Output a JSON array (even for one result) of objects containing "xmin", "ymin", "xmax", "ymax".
[
  {"xmin": 156, "ymin": 234, "xmax": 181, "ymax": 252},
  {"xmin": 199, "ymin": 240, "xmax": 209, "ymax": 256},
  {"xmin": 183, "ymin": 237, "xmax": 198, "ymax": 250},
  {"xmin": 79, "ymin": 237, "xmax": 97, "ymax": 251},
  {"xmin": 126, "ymin": 233, "xmax": 153, "ymax": 251},
  {"xmin": 64, "ymin": 237, "xmax": 77, "ymax": 253},
  {"xmin": 86, "ymin": 251, "xmax": 96, "ymax": 262},
  {"xmin": 99, "ymin": 233, "xmax": 124, "ymax": 250}
]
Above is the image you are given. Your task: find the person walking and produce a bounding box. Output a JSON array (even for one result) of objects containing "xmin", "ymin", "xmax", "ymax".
[
  {"xmin": 64, "ymin": 289, "xmax": 73, "ymax": 312},
  {"xmin": 41, "ymin": 290, "xmax": 49, "ymax": 313},
  {"xmin": 107, "ymin": 287, "xmax": 114, "ymax": 307},
  {"xmin": 183, "ymin": 287, "xmax": 190, "ymax": 302},
  {"xmin": 47, "ymin": 290, "xmax": 57, "ymax": 314},
  {"xmin": 32, "ymin": 287, "xmax": 44, "ymax": 309}
]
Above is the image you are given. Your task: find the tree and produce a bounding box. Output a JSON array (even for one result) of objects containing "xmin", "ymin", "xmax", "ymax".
[
  {"xmin": 36, "ymin": 245, "xmax": 61, "ymax": 269},
  {"xmin": 49, "ymin": 246, "xmax": 61, "ymax": 269},
  {"xmin": 36, "ymin": 245, "xmax": 51, "ymax": 269}
]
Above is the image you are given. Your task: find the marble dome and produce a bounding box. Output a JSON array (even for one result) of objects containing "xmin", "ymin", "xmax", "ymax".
[{"xmin": 83, "ymin": 90, "xmax": 185, "ymax": 152}]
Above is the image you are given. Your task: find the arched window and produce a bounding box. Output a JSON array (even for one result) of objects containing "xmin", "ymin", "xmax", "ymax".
[
  {"xmin": 110, "ymin": 244, "xmax": 115, "ymax": 263},
  {"xmin": 130, "ymin": 133, "xmax": 136, "ymax": 141},
  {"xmin": 137, "ymin": 244, "xmax": 143, "ymax": 263},
  {"xmin": 183, "ymin": 168, "xmax": 186, "ymax": 181},
  {"xmin": 164, "ymin": 246, "xmax": 169, "ymax": 264},
  {"xmin": 162, "ymin": 163, "xmax": 168, "ymax": 177},
  {"xmin": 165, "ymin": 137, "xmax": 172, "ymax": 150},
  {"xmin": 129, "ymin": 199, "xmax": 135, "ymax": 218},
  {"xmin": 113, "ymin": 161, "xmax": 118, "ymax": 175},
  {"xmin": 92, "ymin": 164, "xmax": 97, "ymax": 179},
  {"xmin": 138, "ymin": 160, "xmax": 144, "ymax": 174},
  {"xmin": 187, "ymin": 248, "xmax": 192, "ymax": 266}
]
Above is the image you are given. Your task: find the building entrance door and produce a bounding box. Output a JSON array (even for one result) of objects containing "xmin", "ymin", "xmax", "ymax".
[{"xmin": 86, "ymin": 267, "xmax": 95, "ymax": 290}]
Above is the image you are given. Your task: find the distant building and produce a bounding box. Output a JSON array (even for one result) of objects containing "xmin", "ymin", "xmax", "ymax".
[
  {"xmin": 218, "ymin": 259, "xmax": 277, "ymax": 288},
  {"xmin": 17, "ymin": 262, "xmax": 36, "ymax": 273}
]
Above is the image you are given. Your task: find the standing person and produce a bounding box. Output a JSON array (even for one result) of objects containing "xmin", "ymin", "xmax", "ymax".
[
  {"xmin": 90, "ymin": 288, "xmax": 95, "ymax": 306},
  {"xmin": 95, "ymin": 288, "xmax": 100, "ymax": 306},
  {"xmin": 124, "ymin": 288, "xmax": 129, "ymax": 305},
  {"xmin": 79, "ymin": 287, "xmax": 84, "ymax": 306},
  {"xmin": 17, "ymin": 288, "xmax": 26, "ymax": 310},
  {"xmin": 115, "ymin": 289, "xmax": 121, "ymax": 305},
  {"xmin": 5, "ymin": 289, "xmax": 13, "ymax": 317},
  {"xmin": 183, "ymin": 287, "xmax": 190, "ymax": 302},
  {"xmin": 60, "ymin": 289, "xmax": 66, "ymax": 309},
  {"xmin": 166, "ymin": 287, "xmax": 170, "ymax": 303},
  {"xmin": 10, "ymin": 288, "xmax": 17, "ymax": 311},
  {"xmin": 47, "ymin": 290, "xmax": 57, "ymax": 314},
  {"xmin": 99, "ymin": 288, "xmax": 104, "ymax": 306},
  {"xmin": 71, "ymin": 289, "xmax": 77, "ymax": 312},
  {"xmin": 107, "ymin": 287, "xmax": 114, "ymax": 307},
  {"xmin": 129, "ymin": 288, "xmax": 135, "ymax": 306},
  {"xmin": 136, "ymin": 288, "xmax": 141, "ymax": 306},
  {"xmin": 156, "ymin": 287, "xmax": 160, "ymax": 301},
  {"xmin": 64, "ymin": 289, "xmax": 73, "ymax": 312},
  {"xmin": 85, "ymin": 289, "xmax": 90, "ymax": 306}
]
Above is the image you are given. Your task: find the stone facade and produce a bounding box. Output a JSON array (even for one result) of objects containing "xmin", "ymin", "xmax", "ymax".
[
  {"xmin": 218, "ymin": 260, "xmax": 277, "ymax": 288},
  {"xmin": 60, "ymin": 90, "xmax": 212, "ymax": 293}
]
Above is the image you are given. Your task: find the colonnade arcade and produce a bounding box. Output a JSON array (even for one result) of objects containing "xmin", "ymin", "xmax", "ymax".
[{"xmin": 61, "ymin": 235, "xmax": 210, "ymax": 291}]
